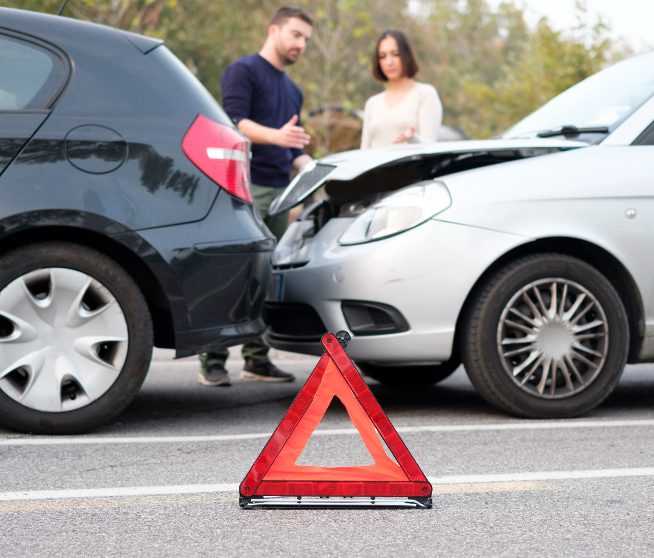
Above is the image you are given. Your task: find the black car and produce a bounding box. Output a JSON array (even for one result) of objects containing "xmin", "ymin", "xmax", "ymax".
[{"xmin": 0, "ymin": 8, "xmax": 274, "ymax": 434}]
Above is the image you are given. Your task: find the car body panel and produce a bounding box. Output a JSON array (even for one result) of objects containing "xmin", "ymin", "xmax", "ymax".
[
  {"xmin": 266, "ymin": 217, "xmax": 525, "ymax": 361},
  {"xmin": 2, "ymin": 115, "xmax": 220, "ymax": 230},
  {"xmin": 437, "ymin": 145, "xmax": 654, "ymax": 356},
  {"xmin": 271, "ymin": 138, "xmax": 588, "ymax": 214},
  {"xmin": 0, "ymin": 113, "xmax": 49, "ymax": 175},
  {"xmin": 0, "ymin": 22, "xmax": 228, "ymax": 230},
  {"xmin": 0, "ymin": 8, "xmax": 273, "ymax": 357},
  {"xmin": 134, "ymin": 191, "xmax": 274, "ymax": 355},
  {"xmin": 318, "ymin": 138, "xmax": 587, "ymax": 178}
]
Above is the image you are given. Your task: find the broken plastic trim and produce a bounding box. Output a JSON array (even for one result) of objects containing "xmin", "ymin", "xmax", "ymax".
[{"xmin": 269, "ymin": 162, "xmax": 336, "ymax": 215}]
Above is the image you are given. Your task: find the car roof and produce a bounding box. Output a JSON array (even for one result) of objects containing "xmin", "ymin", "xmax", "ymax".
[{"xmin": 0, "ymin": 7, "xmax": 162, "ymax": 53}]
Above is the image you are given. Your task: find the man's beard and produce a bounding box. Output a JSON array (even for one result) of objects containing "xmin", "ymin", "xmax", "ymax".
[{"xmin": 278, "ymin": 46, "xmax": 301, "ymax": 66}]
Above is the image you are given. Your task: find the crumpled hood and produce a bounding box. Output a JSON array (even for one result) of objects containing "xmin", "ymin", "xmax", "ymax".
[{"xmin": 269, "ymin": 138, "xmax": 587, "ymax": 215}]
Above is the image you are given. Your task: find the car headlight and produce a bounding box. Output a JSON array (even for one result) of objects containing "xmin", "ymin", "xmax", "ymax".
[{"xmin": 339, "ymin": 180, "xmax": 451, "ymax": 245}]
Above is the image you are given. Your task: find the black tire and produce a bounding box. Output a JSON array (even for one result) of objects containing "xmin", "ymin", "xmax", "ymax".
[
  {"xmin": 0, "ymin": 242, "xmax": 153, "ymax": 433},
  {"xmin": 462, "ymin": 254, "xmax": 629, "ymax": 418},
  {"xmin": 358, "ymin": 358, "xmax": 460, "ymax": 388}
]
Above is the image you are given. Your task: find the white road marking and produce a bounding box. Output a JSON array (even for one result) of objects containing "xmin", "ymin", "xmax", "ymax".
[
  {"xmin": 0, "ymin": 484, "xmax": 240, "ymax": 502},
  {"xmin": 2, "ymin": 418, "xmax": 653, "ymax": 446},
  {"xmin": 428, "ymin": 467, "xmax": 654, "ymax": 484},
  {"xmin": 1, "ymin": 467, "xmax": 653, "ymax": 502}
]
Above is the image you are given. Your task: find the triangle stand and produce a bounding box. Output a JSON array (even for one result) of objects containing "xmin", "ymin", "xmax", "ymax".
[{"xmin": 239, "ymin": 331, "xmax": 432, "ymax": 509}]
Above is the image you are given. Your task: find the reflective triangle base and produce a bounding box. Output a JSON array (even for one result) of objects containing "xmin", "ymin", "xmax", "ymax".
[{"xmin": 240, "ymin": 495, "xmax": 432, "ymax": 509}]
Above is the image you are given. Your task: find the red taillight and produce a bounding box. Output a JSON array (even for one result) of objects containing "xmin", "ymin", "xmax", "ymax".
[{"xmin": 182, "ymin": 114, "xmax": 252, "ymax": 203}]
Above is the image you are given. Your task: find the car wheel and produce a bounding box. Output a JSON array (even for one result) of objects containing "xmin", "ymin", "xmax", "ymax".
[
  {"xmin": 0, "ymin": 242, "xmax": 153, "ymax": 434},
  {"xmin": 358, "ymin": 359, "xmax": 460, "ymax": 388},
  {"xmin": 462, "ymin": 254, "xmax": 628, "ymax": 418}
]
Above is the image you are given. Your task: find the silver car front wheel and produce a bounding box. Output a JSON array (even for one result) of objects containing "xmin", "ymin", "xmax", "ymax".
[
  {"xmin": 497, "ymin": 278, "xmax": 609, "ymax": 399},
  {"xmin": 462, "ymin": 254, "xmax": 629, "ymax": 418},
  {"xmin": 0, "ymin": 242, "xmax": 153, "ymax": 433}
]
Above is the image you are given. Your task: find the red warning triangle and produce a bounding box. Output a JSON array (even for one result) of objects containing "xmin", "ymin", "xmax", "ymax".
[{"xmin": 240, "ymin": 332, "xmax": 432, "ymax": 507}]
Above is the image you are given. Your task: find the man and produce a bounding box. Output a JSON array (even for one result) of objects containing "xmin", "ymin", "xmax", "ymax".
[{"xmin": 198, "ymin": 6, "xmax": 313, "ymax": 387}]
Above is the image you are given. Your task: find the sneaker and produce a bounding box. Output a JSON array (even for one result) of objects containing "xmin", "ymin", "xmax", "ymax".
[
  {"xmin": 241, "ymin": 360, "xmax": 295, "ymax": 383},
  {"xmin": 198, "ymin": 364, "xmax": 231, "ymax": 387}
]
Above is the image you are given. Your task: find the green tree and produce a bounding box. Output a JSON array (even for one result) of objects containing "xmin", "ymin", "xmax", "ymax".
[{"xmin": 412, "ymin": 0, "xmax": 622, "ymax": 137}]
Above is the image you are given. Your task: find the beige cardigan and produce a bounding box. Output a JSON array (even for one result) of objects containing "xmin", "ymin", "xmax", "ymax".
[{"xmin": 360, "ymin": 82, "xmax": 443, "ymax": 149}]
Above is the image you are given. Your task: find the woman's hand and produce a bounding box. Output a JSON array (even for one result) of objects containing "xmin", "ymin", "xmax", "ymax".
[{"xmin": 393, "ymin": 125, "xmax": 416, "ymax": 144}]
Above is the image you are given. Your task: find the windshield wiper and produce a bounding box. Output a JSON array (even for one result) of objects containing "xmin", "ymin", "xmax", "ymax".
[{"xmin": 537, "ymin": 125, "xmax": 609, "ymax": 138}]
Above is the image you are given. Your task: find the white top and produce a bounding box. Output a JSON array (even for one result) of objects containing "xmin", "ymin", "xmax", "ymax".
[{"xmin": 360, "ymin": 82, "xmax": 443, "ymax": 149}]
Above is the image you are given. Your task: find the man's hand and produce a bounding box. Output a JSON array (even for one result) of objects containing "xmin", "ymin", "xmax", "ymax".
[
  {"xmin": 276, "ymin": 115, "xmax": 311, "ymax": 148},
  {"xmin": 237, "ymin": 115, "xmax": 311, "ymax": 149}
]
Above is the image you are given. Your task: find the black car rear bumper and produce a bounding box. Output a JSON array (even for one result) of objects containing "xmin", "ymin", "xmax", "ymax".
[{"xmin": 133, "ymin": 192, "xmax": 275, "ymax": 356}]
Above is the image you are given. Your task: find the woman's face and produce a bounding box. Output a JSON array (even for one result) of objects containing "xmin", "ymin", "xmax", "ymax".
[{"xmin": 377, "ymin": 36, "xmax": 403, "ymax": 81}]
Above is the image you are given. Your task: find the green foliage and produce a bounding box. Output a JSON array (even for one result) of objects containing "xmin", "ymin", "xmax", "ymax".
[
  {"xmin": 6, "ymin": 0, "xmax": 632, "ymax": 143},
  {"xmin": 412, "ymin": 0, "xmax": 624, "ymax": 138}
]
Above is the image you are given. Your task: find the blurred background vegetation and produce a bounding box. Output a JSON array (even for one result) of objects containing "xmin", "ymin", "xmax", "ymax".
[{"xmin": 9, "ymin": 0, "xmax": 635, "ymax": 154}]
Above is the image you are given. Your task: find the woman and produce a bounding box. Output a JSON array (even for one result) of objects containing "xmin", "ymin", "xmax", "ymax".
[{"xmin": 361, "ymin": 29, "xmax": 442, "ymax": 149}]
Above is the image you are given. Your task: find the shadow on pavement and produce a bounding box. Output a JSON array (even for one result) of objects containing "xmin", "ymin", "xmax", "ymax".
[{"xmin": 112, "ymin": 363, "xmax": 654, "ymax": 432}]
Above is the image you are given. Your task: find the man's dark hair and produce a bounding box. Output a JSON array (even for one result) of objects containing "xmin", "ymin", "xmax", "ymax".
[
  {"xmin": 270, "ymin": 6, "xmax": 313, "ymax": 27},
  {"xmin": 372, "ymin": 29, "xmax": 419, "ymax": 82}
]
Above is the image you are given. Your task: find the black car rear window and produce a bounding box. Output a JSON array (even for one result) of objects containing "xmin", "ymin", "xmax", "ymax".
[{"xmin": 0, "ymin": 35, "xmax": 66, "ymax": 110}]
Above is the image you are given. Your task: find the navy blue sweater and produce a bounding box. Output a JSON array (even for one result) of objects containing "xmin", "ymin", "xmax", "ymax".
[{"xmin": 220, "ymin": 54, "xmax": 304, "ymax": 188}]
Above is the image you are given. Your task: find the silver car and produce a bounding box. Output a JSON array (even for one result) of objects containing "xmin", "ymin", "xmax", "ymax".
[{"xmin": 264, "ymin": 51, "xmax": 654, "ymax": 418}]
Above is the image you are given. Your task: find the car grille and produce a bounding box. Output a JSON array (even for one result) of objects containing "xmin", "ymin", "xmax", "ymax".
[{"xmin": 264, "ymin": 302, "xmax": 327, "ymax": 341}]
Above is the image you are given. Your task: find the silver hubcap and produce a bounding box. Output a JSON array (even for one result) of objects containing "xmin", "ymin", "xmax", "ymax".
[
  {"xmin": 0, "ymin": 268, "xmax": 128, "ymax": 412},
  {"xmin": 497, "ymin": 278, "xmax": 608, "ymax": 399}
]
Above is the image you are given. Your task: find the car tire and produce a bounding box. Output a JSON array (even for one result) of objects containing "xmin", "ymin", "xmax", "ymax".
[
  {"xmin": 358, "ymin": 359, "xmax": 460, "ymax": 388},
  {"xmin": 0, "ymin": 242, "xmax": 153, "ymax": 434},
  {"xmin": 462, "ymin": 254, "xmax": 629, "ymax": 418}
]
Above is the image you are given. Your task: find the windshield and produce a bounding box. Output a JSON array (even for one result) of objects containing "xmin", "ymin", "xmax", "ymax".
[{"xmin": 504, "ymin": 50, "xmax": 654, "ymax": 141}]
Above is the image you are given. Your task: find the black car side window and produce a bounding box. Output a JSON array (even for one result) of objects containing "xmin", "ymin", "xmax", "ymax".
[{"xmin": 0, "ymin": 35, "xmax": 67, "ymax": 111}]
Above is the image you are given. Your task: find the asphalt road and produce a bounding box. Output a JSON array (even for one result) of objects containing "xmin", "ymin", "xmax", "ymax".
[{"xmin": 1, "ymin": 348, "xmax": 653, "ymax": 557}]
